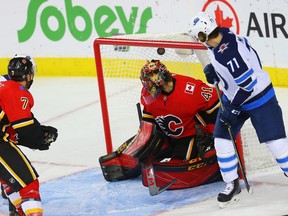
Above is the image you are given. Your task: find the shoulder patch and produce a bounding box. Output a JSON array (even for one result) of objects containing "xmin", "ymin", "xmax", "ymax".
[
  {"xmin": 184, "ymin": 82, "xmax": 195, "ymax": 94},
  {"xmin": 218, "ymin": 42, "xmax": 229, "ymax": 54}
]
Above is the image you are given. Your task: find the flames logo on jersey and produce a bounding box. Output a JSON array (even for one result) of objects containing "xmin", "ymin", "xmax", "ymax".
[{"xmin": 155, "ymin": 114, "xmax": 183, "ymax": 137}]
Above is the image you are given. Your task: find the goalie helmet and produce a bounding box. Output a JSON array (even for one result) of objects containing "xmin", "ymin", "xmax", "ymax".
[
  {"xmin": 188, "ymin": 12, "xmax": 218, "ymax": 43},
  {"xmin": 140, "ymin": 60, "xmax": 171, "ymax": 97},
  {"xmin": 8, "ymin": 54, "xmax": 37, "ymax": 89}
]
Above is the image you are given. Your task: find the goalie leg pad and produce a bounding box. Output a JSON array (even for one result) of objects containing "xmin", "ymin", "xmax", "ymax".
[
  {"xmin": 99, "ymin": 152, "xmax": 141, "ymax": 181},
  {"xmin": 123, "ymin": 121, "xmax": 166, "ymax": 161},
  {"xmin": 141, "ymin": 157, "xmax": 221, "ymax": 189},
  {"xmin": 99, "ymin": 121, "xmax": 166, "ymax": 181}
]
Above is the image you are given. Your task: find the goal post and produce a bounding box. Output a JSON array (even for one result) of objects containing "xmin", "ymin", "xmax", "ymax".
[{"xmin": 93, "ymin": 32, "xmax": 277, "ymax": 176}]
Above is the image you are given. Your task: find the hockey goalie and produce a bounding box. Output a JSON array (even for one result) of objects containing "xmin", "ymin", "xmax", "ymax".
[{"xmin": 99, "ymin": 60, "xmax": 222, "ymax": 190}]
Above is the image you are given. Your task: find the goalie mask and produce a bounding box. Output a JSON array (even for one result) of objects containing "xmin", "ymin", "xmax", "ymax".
[
  {"xmin": 188, "ymin": 12, "xmax": 218, "ymax": 43},
  {"xmin": 8, "ymin": 54, "xmax": 37, "ymax": 89},
  {"xmin": 140, "ymin": 60, "xmax": 171, "ymax": 97}
]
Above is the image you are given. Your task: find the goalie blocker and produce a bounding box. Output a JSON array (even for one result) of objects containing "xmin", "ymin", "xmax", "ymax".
[{"xmin": 99, "ymin": 120, "xmax": 221, "ymax": 189}]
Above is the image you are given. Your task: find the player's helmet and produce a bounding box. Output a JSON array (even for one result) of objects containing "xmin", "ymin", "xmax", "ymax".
[
  {"xmin": 140, "ymin": 60, "xmax": 171, "ymax": 97},
  {"xmin": 188, "ymin": 12, "xmax": 218, "ymax": 43},
  {"xmin": 8, "ymin": 54, "xmax": 37, "ymax": 88}
]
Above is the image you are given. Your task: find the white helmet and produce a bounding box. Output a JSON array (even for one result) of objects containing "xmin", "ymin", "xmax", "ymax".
[{"xmin": 188, "ymin": 12, "xmax": 218, "ymax": 43}]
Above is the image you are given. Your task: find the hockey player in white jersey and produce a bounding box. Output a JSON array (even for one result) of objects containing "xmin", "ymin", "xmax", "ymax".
[{"xmin": 188, "ymin": 12, "xmax": 288, "ymax": 208}]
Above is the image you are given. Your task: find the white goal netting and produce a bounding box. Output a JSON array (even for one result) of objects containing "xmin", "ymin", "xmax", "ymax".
[{"xmin": 94, "ymin": 32, "xmax": 278, "ymax": 176}]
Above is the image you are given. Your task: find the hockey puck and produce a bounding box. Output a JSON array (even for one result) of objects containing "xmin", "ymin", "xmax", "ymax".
[{"xmin": 157, "ymin": 48, "xmax": 165, "ymax": 55}]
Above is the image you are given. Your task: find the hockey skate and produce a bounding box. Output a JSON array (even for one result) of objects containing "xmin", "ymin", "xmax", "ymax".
[
  {"xmin": 9, "ymin": 203, "xmax": 20, "ymax": 216},
  {"xmin": 217, "ymin": 178, "xmax": 241, "ymax": 208},
  {"xmin": 8, "ymin": 200, "xmax": 23, "ymax": 216}
]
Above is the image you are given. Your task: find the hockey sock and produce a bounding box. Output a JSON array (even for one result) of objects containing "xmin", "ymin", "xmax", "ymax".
[
  {"xmin": 215, "ymin": 137, "xmax": 239, "ymax": 183},
  {"xmin": 267, "ymin": 138, "xmax": 288, "ymax": 175}
]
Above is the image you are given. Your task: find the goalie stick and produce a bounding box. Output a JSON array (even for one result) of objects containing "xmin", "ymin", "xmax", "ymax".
[
  {"xmin": 214, "ymin": 82, "xmax": 252, "ymax": 194},
  {"xmin": 145, "ymin": 151, "xmax": 176, "ymax": 196},
  {"xmin": 136, "ymin": 103, "xmax": 176, "ymax": 196}
]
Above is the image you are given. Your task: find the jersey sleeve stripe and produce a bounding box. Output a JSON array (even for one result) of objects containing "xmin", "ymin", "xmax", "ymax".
[
  {"xmin": 0, "ymin": 111, "xmax": 5, "ymax": 120},
  {"xmin": 205, "ymin": 101, "xmax": 221, "ymax": 114},
  {"xmin": 142, "ymin": 113, "xmax": 154, "ymax": 119},
  {"xmin": 185, "ymin": 137, "xmax": 195, "ymax": 160},
  {"xmin": 245, "ymin": 79, "xmax": 257, "ymax": 91},
  {"xmin": 195, "ymin": 113, "xmax": 207, "ymax": 126},
  {"xmin": 12, "ymin": 119, "xmax": 34, "ymax": 129},
  {"xmin": 238, "ymin": 77, "xmax": 253, "ymax": 88},
  {"xmin": 234, "ymin": 68, "xmax": 254, "ymax": 84}
]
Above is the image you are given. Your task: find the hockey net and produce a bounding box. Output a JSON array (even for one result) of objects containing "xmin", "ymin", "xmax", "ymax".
[{"xmin": 93, "ymin": 32, "xmax": 278, "ymax": 176}]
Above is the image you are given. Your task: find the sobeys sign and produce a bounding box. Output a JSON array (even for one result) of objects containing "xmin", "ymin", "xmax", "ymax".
[{"xmin": 18, "ymin": 0, "xmax": 153, "ymax": 42}]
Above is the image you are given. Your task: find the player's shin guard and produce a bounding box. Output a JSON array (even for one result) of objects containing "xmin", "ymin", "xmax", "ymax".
[
  {"xmin": 19, "ymin": 180, "xmax": 42, "ymax": 216},
  {"xmin": 2, "ymin": 183, "xmax": 21, "ymax": 205},
  {"xmin": 1, "ymin": 183, "xmax": 23, "ymax": 215},
  {"xmin": 215, "ymin": 138, "xmax": 239, "ymax": 182},
  {"xmin": 266, "ymin": 138, "xmax": 288, "ymax": 176}
]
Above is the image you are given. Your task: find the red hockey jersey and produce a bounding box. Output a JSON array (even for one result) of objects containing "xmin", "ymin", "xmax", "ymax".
[
  {"xmin": 0, "ymin": 80, "xmax": 44, "ymax": 149},
  {"xmin": 141, "ymin": 73, "xmax": 219, "ymax": 138}
]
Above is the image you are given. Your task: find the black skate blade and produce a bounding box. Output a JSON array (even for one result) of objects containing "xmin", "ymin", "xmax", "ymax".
[{"xmin": 218, "ymin": 194, "xmax": 240, "ymax": 209}]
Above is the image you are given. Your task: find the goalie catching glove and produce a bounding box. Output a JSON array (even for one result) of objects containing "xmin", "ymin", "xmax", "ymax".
[
  {"xmin": 38, "ymin": 125, "xmax": 58, "ymax": 150},
  {"xmin": 195, "ymin": 124, "xmax": 216, "ymax": 164}
]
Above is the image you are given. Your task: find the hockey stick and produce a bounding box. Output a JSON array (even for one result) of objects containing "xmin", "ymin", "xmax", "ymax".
[
  {"xmin": 136, "ymin": 103, "xmax": 176, "ymax": 196},
  {"xmin": 145, "ymin": 152, "xmax": 176, "ymax": 196},
  {"xmin": 136, "ymin": 103, "xmax": 142, "ymax": 123},
  {"xmin": 214, "ymin": 82, "xmax": 252, "ymax": 194}
]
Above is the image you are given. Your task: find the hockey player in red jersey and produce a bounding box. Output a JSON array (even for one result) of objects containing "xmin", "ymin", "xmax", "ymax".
[
  {"xmin": 100, "ymin": 60, "xmax": 222, "ymax": 190},
  {"xmin": 0, "ymin": 54, "xmax": 58, "ymax": 216}
]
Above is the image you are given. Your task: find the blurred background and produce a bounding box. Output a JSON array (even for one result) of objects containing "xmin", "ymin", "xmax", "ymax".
[
  {"xmin": 0, "ymin": 1, "xmax": 288, "ymax": 215},
  {"xmin": 0, "ymin": 0, "xmax": 287, "ymax": 87}
]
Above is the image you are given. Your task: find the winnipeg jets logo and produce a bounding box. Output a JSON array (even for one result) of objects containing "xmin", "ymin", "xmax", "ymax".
[
  {"xmin": 218, "ymin": 42, "xmax": 229, "ymax": 54},
  {"xmin": 155, "ymin": 115, "xmax": 183, "ymax": 137}
]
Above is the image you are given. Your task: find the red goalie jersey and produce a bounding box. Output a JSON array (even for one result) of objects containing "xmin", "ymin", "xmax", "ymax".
[
  {"xmin": 140, "ymin": 72, "xmax": 222, "ymax": 189},
  {"xmin": 141, "ymin": 73, "xmax": 219, "ymax": 139}
]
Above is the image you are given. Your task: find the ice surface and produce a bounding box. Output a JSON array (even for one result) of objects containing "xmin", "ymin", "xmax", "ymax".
[{"xmin": 0, "ymin": 77, "xmax": 287, "ymax": 216}]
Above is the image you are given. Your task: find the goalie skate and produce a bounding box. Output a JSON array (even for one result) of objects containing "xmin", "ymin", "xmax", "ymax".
[{"xmin": 218, "ymin": 178, "xmax": 241, "ymax": 209}]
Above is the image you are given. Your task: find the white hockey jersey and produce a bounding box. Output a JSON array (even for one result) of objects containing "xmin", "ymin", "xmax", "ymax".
[{"xmin": 208, "ymin": 28, "xmax": 275, "ymax": 111}]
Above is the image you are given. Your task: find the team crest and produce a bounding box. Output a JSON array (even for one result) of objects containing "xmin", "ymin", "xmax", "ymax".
[
  {"xmin": 185, "ymin": 82, "xmax": 195, "ymax": 94},
  {"xmin": 218, "ymin": 42, "xmax": 229, "ymax": 54}
]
